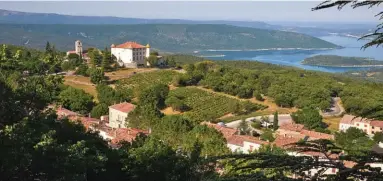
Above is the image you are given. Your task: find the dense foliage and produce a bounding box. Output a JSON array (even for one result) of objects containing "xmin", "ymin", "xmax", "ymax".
[
  {"xmin": 291, "ymin": 108, "xmax": 324, "ymax": 130},
  {"xmin": 59, "ymin": 86, "xmax": 94, "ymax": 114},
  {"xmin": 302, "ymin": 55, "xmax": 383, "ymax": 67}
]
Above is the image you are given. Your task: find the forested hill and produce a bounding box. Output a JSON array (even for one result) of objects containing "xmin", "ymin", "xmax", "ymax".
[
  {"xmin": 0, "ymin": 24, "xmax": 339, "ymax": 53},
  {"xmin": 302, "ymin": 55, "xmax": 383, "ymax": 67}
]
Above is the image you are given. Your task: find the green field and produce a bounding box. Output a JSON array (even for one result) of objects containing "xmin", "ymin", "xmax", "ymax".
[
  {"xmin": 117, "ymin": 70, "xmax": 180, "ymax": 97},
  {"xmin": 302, "ymin": 55, "xmax": 383, "ymax": 67},
  {"xmin": 169, "ymin": 87, "xmax": 266, "ymax": 123}
]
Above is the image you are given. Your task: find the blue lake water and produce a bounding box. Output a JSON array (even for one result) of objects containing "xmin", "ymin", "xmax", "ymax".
[{"xmin": 198, "ymin": 36, "xmax": 383, "ymax": 73}]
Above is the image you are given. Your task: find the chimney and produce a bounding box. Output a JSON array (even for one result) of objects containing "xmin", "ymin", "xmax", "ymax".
[
  {"xmin": 128, "ymin": 129, "xmax": 131, "ymax": 135},
  {"xmin": 284, "ymin": 134, "xmax": 287, "ymax": 138},
  {"xmin": 114, "ymin": 129, "xmax": 117, "ymax": 138}
]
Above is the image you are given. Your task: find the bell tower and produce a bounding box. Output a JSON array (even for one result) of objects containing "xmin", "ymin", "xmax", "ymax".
[{"xmin": 75, "ymin": 40, "xmax": 83, "ymax": 55}]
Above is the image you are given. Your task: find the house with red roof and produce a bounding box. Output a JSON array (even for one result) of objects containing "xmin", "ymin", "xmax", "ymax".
[
  {"xmin": 204, "ymin": 122, "xmax": 268, "ymax": 153},
  {"xmin": 339, "ymin": 114, "xmax": 383, "ymax": 135},
  {"xmin": 108, "ymin": 102, "xmax": 136, "ymax": 128},
  {"xmin": 111, "ymin": 41, "xmax": 150, "ymax": 68},
  {"xmin": 66, "ymin": 40, "xmax": 91, "ymax": 63}
]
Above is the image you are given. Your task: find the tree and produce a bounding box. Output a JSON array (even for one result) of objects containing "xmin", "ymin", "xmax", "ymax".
[
  {"xmin": 165, "ymin": 96, "xmax": 188, "ymax": 112},
  {"xmin": 96, "ymin": 84, "xmax": 118, "ymax": 106},
  {"xmin": 313, "ymin": 1, "xmax": 382, "ymax": 49},
  {"xmin": 101, "ymin": 48, "xmax": 111, "ymax": 71},
  {"xmin": 153, "ymin": 115, "xmax": 193, "ymax": 146},
  {"xmin": 260, "ymin": 129, "xmax": 275, "ymax": 142},
  {"xmin": 89, "ymin": 68, "xmax": 105, "ymax": 84},
  {"xmin": 335, "ymin": 127, "xmax": 374, "ymax": 156},
  {"xmin": 253, "ymin": 90, "xmax": 264, "ymax": 101},
  {"xmin": 146, "ymin": 55, "xmax": 158, "ymax": 67},
  {"xmin": 45, "ymin": 41, "xmax": 52, "ymax": 54},
  {"xmin": 238, "ymin": 120, "xmax": 250, "ymax": 135},
  {"xmin": 90, "ymin": 103, "xmax": 109, "ymax": 118},
  {"xmin": 75, "ymin": 64, "xmax": 89, "ymax": 76},
  {"xmin": 373, "ymin": 132, "xmax": 383, "ymax": 143},
  {"xmin": 90, "ymin": 49, "xmax": 102, "ymax": 67},
  {"xmin": 59, "ymin": 86, "xmax": 94, "ymax": 114},
  {"xmin": 291, "ymin": 108, "xmax": 323, "ymax": 130},
  {"xmin": 273, "ymin": 111, "xmax": 279, "ymax": 131}
]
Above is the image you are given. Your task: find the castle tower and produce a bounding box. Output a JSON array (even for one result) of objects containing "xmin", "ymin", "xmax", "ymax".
[
  {"xmin": 75, "ymin": 40, "xmax": 83, "ymax": 55},
  {"xmin": 145, "ymin": 44, "xmax": 150, "ymax": 58}
]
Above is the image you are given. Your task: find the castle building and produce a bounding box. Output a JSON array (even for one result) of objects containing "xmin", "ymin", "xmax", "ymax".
[{"xmin": 111, "ymin": 41, "xmax": 150, "ymax": 68}]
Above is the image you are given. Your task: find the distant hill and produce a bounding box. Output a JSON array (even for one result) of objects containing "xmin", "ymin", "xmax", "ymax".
[
  {"xmin": 0, "ymin": 9, "xmax": 373, "ymax": 37},
  {"xmin": 302, "ymin": 55, "xmax": 383, "ymax": 67},
  {"xmin": 0, "ymin": 24, "xmax": 339, "ymax": 53},
  {"xmin": 0, "ymin": 9, "xmax": 279, "ymax": 30}
]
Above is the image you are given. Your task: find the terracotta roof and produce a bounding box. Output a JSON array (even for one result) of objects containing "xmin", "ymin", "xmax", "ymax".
[
  {"xmin": 109, "ymin": 102, "xmax": 135, "ymax": 113},
  {"xmin": 56, "ymin": 107, "xmax": 79, "ymax": 118},
  {"xmin": 371, "ymin": 121, "xmax": 383, "ymax": 128},
  {"xmin": 279, "ymin": 123, "xmax": 305, "ymax": 132},
  {"xmin": 343, "ymin": 161, "xmax": 357, "ymax": 168},
  {"xmin": 203, "ymin": 122, "xmax": 237, "ymax": 139},
  {"xmin": 340, "ymin": 114, "xmax": 371, "ymax": 125},
  {"xmin": 273, "ymin": 135, "xmax": 303, "ymax": 148},
  {"xmin": 114, "ymin": 41, "xmax": 146, "ymax": 49},
  {"xmin": 242, "ymin": 135, "xmax": 269, "ymax": 145},
  {"xmin": 227, "ymin": 135, "xmax": 244, "ymax": 146},
  {"xmin": 300, "ymin": 129, "xmax": 334, "ymax": 140},
  {"xmin": 67, "ymin": 50, "xmax": 77, "ymax": 54},
  {"xmin": 110, "ymin": 128, "xmax": 149, "ymax": 144}
]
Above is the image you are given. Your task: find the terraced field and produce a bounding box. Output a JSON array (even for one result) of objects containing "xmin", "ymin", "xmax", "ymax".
[
  {"xmin": 117, "ymin": 70, "xmax": 180, "ymax": 97},
  {"xmin": 169, "ymin": 87, "xmax": 266, "ymax": 123}
]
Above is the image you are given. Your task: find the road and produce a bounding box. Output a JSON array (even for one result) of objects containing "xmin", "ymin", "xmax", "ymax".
[
  {"xmin": 225, "ymin": 114, "xmax": 292, "ymax": 131},
  {"xmin": 321, "ymin": 97, "xmax": 345, "ymax": 117}
]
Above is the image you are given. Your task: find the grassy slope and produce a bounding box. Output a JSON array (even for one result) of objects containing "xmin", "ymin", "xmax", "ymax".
[{"xmin": 0, "ymin": 24, "xmax": 338, "ymax": 52}]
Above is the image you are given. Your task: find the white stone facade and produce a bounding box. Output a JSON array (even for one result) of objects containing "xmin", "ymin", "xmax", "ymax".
[{"xmin": 111, "ymin": 42, "xmax": 150, "ymax": 68}]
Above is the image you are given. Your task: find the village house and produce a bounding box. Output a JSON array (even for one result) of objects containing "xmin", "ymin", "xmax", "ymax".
[
  {"xmin": 108, "ymin": 102, "xmax": 136, "ymax": 128},
  {"xmin": 276, "ymin": 123, "xmax": 334, "ymax": 141},
  {"xmin": 55, "ymin": 105, "xmax": 147, "ymax": 148},
  {"xmin": 204, "ymin": 122, "xmax": 268, "ymax": 153},
  {"xmin": 339, "ymin": 114, "xmax": 383, "ymax": 135},
  {"xmin": 111, "ymin": 41, "xmax": 150, "ymax": 68}
]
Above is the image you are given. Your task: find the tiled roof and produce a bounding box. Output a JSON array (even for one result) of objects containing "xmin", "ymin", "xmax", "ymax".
[
  {"xmin": 203, "ymin": 122, "xmax": 237, "ymax": 139},
  {"xmin": 301, "ymin": 151, "xmax": 339, "ymax": 159},
  {"xmin": 242, "ymin": 135, "xmax": 269, "ymax": 145},
  {"xmin": 273, "ymin": 135, "xmax": 303, "ymax": 148},
  {"xmin": 67, "ymin": 50, "xmax": 77, "ymax": 54},
  {"xmin": 57, "ymin": 107, "xmax": 79, "ymax": 118},
  {"xmin": 114, "ymin": 41, "xmax": 146, "ymax": 49},
  {"xmin": 300, "ymin": 130, "xmax": 334, "ymax": 140},
  {"xmin": 343, "ymin": 161, "xmax": 357, "ymax": 168},
  {"xmin": 371, "ymin": 121, "xmax": 383, "ymax": 128},
  {"xmin": 109, "ymin": 102, "xmax": 135, "ymax": 113},
  {"xmin": 340, "ymin": 114, "xmax": 371, "ymax": 125},
  {"xmin": 110, "ymin": 128, "xmax": 149, "ymax": 144},
  {"xmin": 227, "ymin": 135, "xmax": 244, "ymax": 146},
  {"xmin": 279, "ymin": 123, "xmax": 305, "ymax": 132}
]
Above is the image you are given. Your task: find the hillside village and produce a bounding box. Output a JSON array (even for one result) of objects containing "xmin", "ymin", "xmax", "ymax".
[
  {"xmin": 1, "ymin": 38, "xmax": 383, "ymax": 180},
  {"xmin": 47, "ymin": 40, "xmax": 383, "ymax": 177}
]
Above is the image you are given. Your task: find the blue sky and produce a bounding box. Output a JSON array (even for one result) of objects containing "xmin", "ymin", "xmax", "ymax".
[{"xmin": 0, "ymin": 1, "xmax": 380, "ymax": 23}]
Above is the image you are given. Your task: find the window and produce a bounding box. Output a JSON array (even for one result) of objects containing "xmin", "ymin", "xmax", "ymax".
[
  {"xmin": 249, "ymin": 145, "xmax": 254, "ymax": 152},
  {"xmin": 372, "ymin": 131, "xmax": 375, "ymax": 134},
  {"xmin": 381, "ymin": 128, "xmax": 382, "ymax": 131},
  {"xmin": 357, "ymin": 123, "xmax": 359, "ymax": 126},
  {"xmin": 364, "ymin": 124, "xmax": 367, "ymax": 127},
  {"xmin": 364, "ymin": 129, "xmax": 367, "ymax": 133},
  {"xmin": 372, "ymin": 126, "xmax": 375, "ymax": 129}
]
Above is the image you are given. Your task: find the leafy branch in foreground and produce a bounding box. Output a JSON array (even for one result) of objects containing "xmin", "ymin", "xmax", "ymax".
[{"xmin": 313, "ymin": 0, "xmax": 383, "ymax": 49}]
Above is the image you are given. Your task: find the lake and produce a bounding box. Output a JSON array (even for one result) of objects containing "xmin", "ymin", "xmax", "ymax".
[{"xmin": 198, "ymin": 36, "xmax": 383, "ymax": 73}]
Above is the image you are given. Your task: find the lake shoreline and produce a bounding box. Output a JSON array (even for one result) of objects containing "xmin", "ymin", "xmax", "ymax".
[
  {"xmin": 301, "ymin": 64, "xmax": 383, "ymax": 68},
  {"xmin": 201, "ymin": 47, "xmax": 339, "ymax": 52}
]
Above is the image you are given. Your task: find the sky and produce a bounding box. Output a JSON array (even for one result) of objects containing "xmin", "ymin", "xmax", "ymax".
[{"xmin": 0, "ymin": 1, "xmax": 380, "ymax": 23}]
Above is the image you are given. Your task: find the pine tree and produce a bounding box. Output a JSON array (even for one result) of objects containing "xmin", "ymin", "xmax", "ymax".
[
  {"xmin": 273, "ymin": 111, "xmax": 279, "ymax": 131},
  {"xmin": 45, "ymin": 41, "xmax": 52, "ymax": 54}
]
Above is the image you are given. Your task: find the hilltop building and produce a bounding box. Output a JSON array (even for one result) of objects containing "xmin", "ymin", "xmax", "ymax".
[
  {"xmin": 66, "ymin": 40, "xmax": 90, "ymax": 62},
  {"xmin": 111, "ymin": 41, "xmax": 150, "ymax": 68}
]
